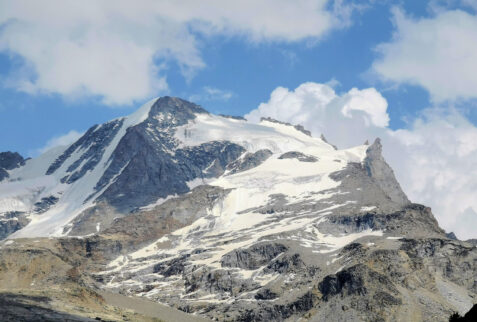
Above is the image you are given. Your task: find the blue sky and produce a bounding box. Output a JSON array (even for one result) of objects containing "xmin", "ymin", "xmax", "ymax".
[{"xmin": 1, "ymin": 0, "xmax": 477, "ymax": 238}]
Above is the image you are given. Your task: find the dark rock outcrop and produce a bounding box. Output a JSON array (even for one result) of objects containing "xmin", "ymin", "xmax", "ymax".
[
  {"xmin": 0, "ymin": 151, "xmax": 25, "ymax": 181},
  {"xmin": 221, "ymin": 243, "xmax": 288, "ymax": 270},
  {"xmin": 278, "ymin": 151, "xmax": 318, "ymax": 162},
  {"xmin": 0, "ymin": 152, "xmax": 25, "ymax": 170},
  {"xmin": 226, "ymin": 149, "xmax": 273, "ymax": 174},
  {"xmin": 447, "ymin": 232, "xmax": 458, "ymax": 240},
  {"xmin": 0, "ymin": 168, "xmax": 8, "ymax": 181},
  {"xmin": 0, "ymin": 212, "xmax": 30, "ymax": 240},
  {"xmin": 34, "ymin": 196, "xmax": 59, "ymax": 214}
]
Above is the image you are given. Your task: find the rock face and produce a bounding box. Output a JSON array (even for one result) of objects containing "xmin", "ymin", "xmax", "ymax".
[
  {"xmin": 0, "ymin": 212, "xmax": 30, "ymax": 240},
  {"xmin": 278, "ymin": 151, "xmax": 318, "ymax": 162},
  {"xmin": 0, "ymin": 151, "xmax": 25, "ymax": 181},
  {"xmin": 364, "ymin": 138, "xmax": 410, "ymax": 207},
  {"xmin": 0, "ymin": 96, "xmax": 476, "ymax": 322},
  {"xmin": 0, "ymin": 152, "xmax": 25, "ymax": 170},
  {"xmin": 0, "ymin": 168, "xmax": 8, "ymax": 182},
  {"xmin": 226, "ymin": 149, "xmax": 273, "ymax": 174}
]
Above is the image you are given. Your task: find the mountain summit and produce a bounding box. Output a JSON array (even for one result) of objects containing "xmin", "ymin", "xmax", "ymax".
[{"xmin": 0, "ymin": 97, "xmax": 475, "ymax": 321}]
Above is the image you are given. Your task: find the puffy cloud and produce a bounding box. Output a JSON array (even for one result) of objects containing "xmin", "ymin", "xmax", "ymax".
[
  {"xmin": 0, "ymin": 0, "xmax": 356, "ymax": 106},
  {"xmin": 372, "ymin": 8, "xmax": 477, "ymax": 102},
  {"xmin": 246, "ymin": 82, "xmax": 389, "ymax": 147},
  {"xmin": 246, "ymin": 82, "xmax": 477, "ymax": 239},
  {"xmin": 36, "ymin": 130, "xmax": 83, "ymax": 154}
]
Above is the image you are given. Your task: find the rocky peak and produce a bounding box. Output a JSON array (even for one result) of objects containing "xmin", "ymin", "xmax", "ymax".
[
  {"xmin": 0, "ymin": 151, "xmax": 25, "ymax": 170},
  {"xmin": 0, "ymin": 151, "xmax": 25, "ymax": 181},
  {"xmin": 364, "ymin": 138, "xmax": 410, "ymax": 206},
  {"xmin": 146, "ymin": 96, "xmax": 208, "ymax": 126}
]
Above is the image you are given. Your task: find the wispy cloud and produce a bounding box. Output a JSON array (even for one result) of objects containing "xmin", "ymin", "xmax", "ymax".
[
  {"xmin": 371, "ymin": 7, "xmax": 477, "ymax": 103},
  {"xmin": 189, "ymin": 86, "xmax": 234, "ymax": 102}
]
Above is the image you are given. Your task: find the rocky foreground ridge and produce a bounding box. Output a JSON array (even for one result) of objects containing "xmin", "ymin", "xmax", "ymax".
[{"xmin": 0, "ymin": 97, "xmax": 476, "ymax": 321}]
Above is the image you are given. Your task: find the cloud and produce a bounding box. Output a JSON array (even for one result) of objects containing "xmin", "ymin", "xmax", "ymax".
[
  {"xmin": 246, "ymin": 82, "xmax": 477, "ymax": 239},
  {"xmin": 372, "ymin": 8, "xmax": 477, "ymax": 103},
  {"xmin": 246, "ymin": 82, "xmax": 389, "ymax": 145},
  {"xmin": 36, "ymin": 130, "xmax": 83, "ymax": 155},
  {"xmin": 0, "ymin": 0, "xmax": 359, "ymax": 106},
  {"xmin": 189, "ymin": 86, "xmax": 234, "ymax": 102}
]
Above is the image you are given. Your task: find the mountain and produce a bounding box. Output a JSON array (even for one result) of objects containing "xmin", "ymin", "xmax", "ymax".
[{"xmin": 0, "ymin": 97, "xmax": 476, "ymax": 321}]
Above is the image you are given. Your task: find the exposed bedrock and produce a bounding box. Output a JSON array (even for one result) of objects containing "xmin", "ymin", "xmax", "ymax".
[
  {"xmin": 364, "ymin": 138, "xmax": 410, "ymax": 207},
  {"xmin": 278, "ymin": 151, "xmax": 318, "ymax": 162},
  {"xmin": 221, "ymin": 243, "xmax": 288, "ymax": 270},
  {"xmin": 318, "ymin": 203, "xmax": 445, "ymax": 238},
  {"xmin": 226, "ymin": 149, "xmax": 273, "ymax": 175},
  {"xmin": 0, "ymin": 212, "xmax": 30, "ymax": 240},
  {"xmin": 0, "ymin": 151, "xmax": 25, "ymax": 181}
]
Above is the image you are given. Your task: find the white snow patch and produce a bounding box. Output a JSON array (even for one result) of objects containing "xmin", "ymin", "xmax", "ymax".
[
  {"xmin": 311, "ymin": 229, "xmax": 384, "ymax": 254},
  {"xmin": 360, "ymin": 206, "xmax": 376, "ymax": 212}
]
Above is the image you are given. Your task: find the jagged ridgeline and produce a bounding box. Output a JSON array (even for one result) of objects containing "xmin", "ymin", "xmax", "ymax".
[{"xmin": 0, "ymin": 97, "xmax": 476, "ymax": 321}]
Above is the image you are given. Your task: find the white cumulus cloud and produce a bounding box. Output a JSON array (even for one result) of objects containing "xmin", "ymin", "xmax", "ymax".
[
  {"xmin": 246, "ymin": 82, "xmax": 477, "ymax": 240},
  {"xmin": 0, "ymin": 0, "xmax": 357, "ymax": 106},
  {"xmin": 372, "ymin": 8, "xmax": 477, "ymax": 103}
]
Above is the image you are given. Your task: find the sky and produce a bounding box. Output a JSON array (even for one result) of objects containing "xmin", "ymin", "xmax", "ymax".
[{"xmin": 1, "ymin": 0, "xmax": 477, "ymax": 239}]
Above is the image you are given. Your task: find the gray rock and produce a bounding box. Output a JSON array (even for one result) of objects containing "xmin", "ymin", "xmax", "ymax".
[
  {"xmin": 0, "ymin": 212, "xmax": 30, "ymax": 240},
  {"xmin": 278, "ymin": 151, "xmax": 318, "ymax": 162},
  {"xmin": 0, "ymin": 151, "xmax": 25, "ymax": 181},
  {"xmin": 226, "ymin": 149, "xmax": 273, "ymax": 174},
  {"xmin": 364, "ymin": 138, "xmax": 410, "ymax": 207},
  {"xmin": 465, "ymin": 239, "xmax": 477, "ymax": 247},
  {"xmin": 0, "ymin": 168, "xmax": 8, "ymax": 181},
  {"xmin": 447, "ymin": 232, "xmax": 458, "ymax": 240},
  {"xmin": 318, "ymin": 264, "xmax": 400, "ymax": 301},
  {"xmin": 0, "ymin": 152, "xmax": 25, "ymax": 170},
  {"xmin": 221, "ymin": 243, "xmax": 288, "ymax": 270},
  {"xmin": 33, "ymin": 196, "xmax": 59, "ymax": 214}
]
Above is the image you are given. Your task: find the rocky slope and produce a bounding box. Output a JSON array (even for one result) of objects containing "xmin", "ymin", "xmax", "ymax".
[{"xmin": 0, "ymin": 96, "xmax": 475, "ymax": 321}]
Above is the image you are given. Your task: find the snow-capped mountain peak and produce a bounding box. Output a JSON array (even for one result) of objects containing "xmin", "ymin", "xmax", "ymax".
[{"xmin": 1, "ymin": 96, "xmax": 405, "ymax": 240}]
